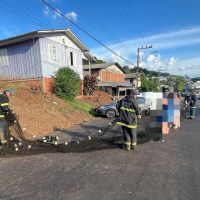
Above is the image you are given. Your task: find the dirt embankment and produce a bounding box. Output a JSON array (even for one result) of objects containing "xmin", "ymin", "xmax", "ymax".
[
  {"xmin": 2, "ymin": 86, "xmax": 113, "ymax": 139},
  {"xmin": 76, "ymin": 90, "xmax": 113, "ymax": 107},
  {"xmin": 8, "ymin": 90, "xmax": 92, "ymax": 138}
]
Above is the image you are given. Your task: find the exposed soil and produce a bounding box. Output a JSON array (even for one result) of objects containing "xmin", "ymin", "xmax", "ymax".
[
  {"xmin": 0, "ymin": 84, "xmax": 113, "ymax": 139},
  {"xmin": 8, "ymin": 89, "xmax": 92, "ymax": 139},
  {"xmin": 76, "ymin": 90, "xmax": 113, "ymax": 107}
]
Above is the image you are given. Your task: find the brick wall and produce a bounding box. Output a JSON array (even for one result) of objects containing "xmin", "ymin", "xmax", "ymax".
[{"xmin": 100, "ymin": 69, "xmax": 125, "ymax": 82}]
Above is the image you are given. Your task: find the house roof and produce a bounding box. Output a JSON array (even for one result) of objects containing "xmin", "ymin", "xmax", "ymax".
[
  {"xmin": 125, "ymin": 73, "xmax": 140, "ymax": 79},
  {"xmin": 83, "ymin": 62, "xmax": 125, "ymax": 73},
  {"xmin": 97, "ymin": 81, "xmax": 133, "ymax": 88},
  {"xmin": 0, "ymin": 28, "xmax": 96, "ymax": 61}
]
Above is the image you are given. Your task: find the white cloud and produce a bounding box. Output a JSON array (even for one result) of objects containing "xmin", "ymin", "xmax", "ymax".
[
  {"xmin": 168, "ymin": 57, "xmax": 176, "ymax": 66},
  {"xmin": 43, "ymin": 2, "xmax": 62, "ymax": 21},
  {"xmin": 92, "ymin": 26, "xmax": 200, "ymax": 64},
  {"xmin": 52, "ymin": 8, "xmax": 62, "ymax": 20},
  {"xmin": 65, "ymin": 11, "xmax": 77, "ymax": 22}
]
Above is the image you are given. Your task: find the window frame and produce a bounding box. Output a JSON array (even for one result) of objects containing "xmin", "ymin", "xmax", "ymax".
[
  {"xmin": 48, "ymin": 44, "xmax": 57, "ymax": 63},
  {"xmin": 0, "ymin": 49, "xmax": 9, "ymax": 67},
  {"xmin": 70, "ymin": 51, "xmax": 73, "ymax": 66}
]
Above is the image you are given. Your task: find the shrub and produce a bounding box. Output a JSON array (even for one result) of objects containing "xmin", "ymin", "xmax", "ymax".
[
  {"xmin": 54, "ymin": 67, "xmax": 82, "ymax": 100},
  {"xmin": 83, "ymin": 75, "xmax": 97, "ymax": 95}
]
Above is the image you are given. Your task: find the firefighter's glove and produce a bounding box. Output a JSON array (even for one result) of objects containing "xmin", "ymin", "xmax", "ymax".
[{"xmin": 137, "ymin": 115, "xmax": 142, "ymax": 119}]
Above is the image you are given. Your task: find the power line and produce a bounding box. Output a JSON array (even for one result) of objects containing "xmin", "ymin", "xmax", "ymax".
[
  {"xmin": 40, "ymin": 0, "xmax": 136, "ymax": 66},
  {"xmin": 0, "ymin": 0, "xmax": 51, "ymax": 30},
  {"xmin": 71, "ymin": 0, "xmax": 137, "ymax": 59}
]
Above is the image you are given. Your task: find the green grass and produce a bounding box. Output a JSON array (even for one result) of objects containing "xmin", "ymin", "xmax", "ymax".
[
  {"xmin": 66, "ymin": 100, "xmax": 95, "ymax": 115},
  {"xmin": 0, "ymin": 82, "xmax": 26, "ymax": 92}
]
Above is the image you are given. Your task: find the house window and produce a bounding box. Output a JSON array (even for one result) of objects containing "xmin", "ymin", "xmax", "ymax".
[
  {"xmin": 48, "ymin": 45, "xmax": 57, "ymax": 63},
  {"xmin": 0, "ymin": 49, "xmax": 9, "ymax": 67},
  {"xmin": 70, "ymin": 52, "xmax": 73, "ymax": 66}
]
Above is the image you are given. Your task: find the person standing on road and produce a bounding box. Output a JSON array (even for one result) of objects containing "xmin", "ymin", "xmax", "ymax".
[
  {"xmin": 0, "ymin": 89, "xmax": 12, "ymax": 147},
  {"xmin": 189, "ymin": 91, "xmax": 197, "ymax": 119},
  {"xmin": 116, "ymin": 89, "xmax": 141, "ymax": 151},
  {"xmin": 184, "ymin": 91, "xmax": 197, "ymax": 119}
]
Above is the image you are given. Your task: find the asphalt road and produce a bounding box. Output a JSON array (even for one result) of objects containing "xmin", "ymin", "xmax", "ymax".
[{"xmin": 0, "ymin": 101, "xmax": 200, "ymax": 200}]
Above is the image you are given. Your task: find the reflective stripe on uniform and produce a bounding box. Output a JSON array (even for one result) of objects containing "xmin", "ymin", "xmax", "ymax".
[
  {"xmin": 0, "ymin": 115, "xmax": 5, "ymax": 118},
  {"xmin": 116, "ymin": 122, "xmax": 137, "ymax": 128},
  {"xmin": 0, "ymin": 103, "xmax": 9, "ymax": 106},
  {"xmin": 120, "ymin": 107, "xmax": 135, "ymax": 112},
  {"xmin": 123, "ymin": 142, "xmax": 131, "ymax": 145}
]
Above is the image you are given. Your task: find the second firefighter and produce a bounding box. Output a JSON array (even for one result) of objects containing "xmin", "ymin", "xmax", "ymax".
[{"xmin": 116, "ymin": 89, "xmax": 141, "ymax": 151}]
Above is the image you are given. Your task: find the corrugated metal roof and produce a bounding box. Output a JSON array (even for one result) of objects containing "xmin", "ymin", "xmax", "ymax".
[
  {"xmin": 97, "ymin": 81, "xmax": 132, "ymax": 87},
  {"xmin": 83, "ymin": 62, "xmax": 125, "ymax": 73},
  {"xmin": 125, "ymin": 73, "xmax": 140, "ymax": 79}
]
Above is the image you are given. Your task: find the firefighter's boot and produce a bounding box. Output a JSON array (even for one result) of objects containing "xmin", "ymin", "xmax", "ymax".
[
  {"xmin": 122, "ymin": 143, "xmax": 131, "ymax": 151},
  {"xmin": 131, "ymin": 142, "xmax": 137, "ymax": 150}
]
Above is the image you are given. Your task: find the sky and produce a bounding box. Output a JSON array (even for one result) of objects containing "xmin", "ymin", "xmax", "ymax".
[{"xmin": 0, "ymin": 0, "xmax": 200, "ymax": 77}]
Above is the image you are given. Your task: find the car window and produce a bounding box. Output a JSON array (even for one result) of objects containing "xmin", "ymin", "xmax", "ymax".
[{"xmin": 137, "ymin": 97, "xmax": 145, "ymax": 105}]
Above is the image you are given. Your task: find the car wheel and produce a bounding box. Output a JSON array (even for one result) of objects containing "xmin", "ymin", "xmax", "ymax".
[{"xmin": 106, "ymin": 109, "xmax": 116, "ymax": 118}]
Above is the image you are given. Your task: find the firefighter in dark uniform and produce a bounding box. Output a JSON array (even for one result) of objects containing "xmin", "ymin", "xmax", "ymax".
[
  {"xmin": 0, "ymin": 89, "xmax": 12, "ymax": 147},
  {"xmin": 116, "ymin": 89, "xmax": 141, "ymax": 151},
  {"xmin": 184, "ymin": 91, "xmax": 197, "ymax": 119}
]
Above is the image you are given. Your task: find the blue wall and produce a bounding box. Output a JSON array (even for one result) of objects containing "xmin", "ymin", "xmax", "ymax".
[{"xmin": 0, "ymin": 39, "xmax": 42, "ymax": 80}]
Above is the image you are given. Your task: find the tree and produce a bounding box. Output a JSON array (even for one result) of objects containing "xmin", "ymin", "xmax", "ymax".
[
  {"xmin": 122, "ymin": 65, "xmax": 131, "ymax": 73},
  {"xmin": 140, "ymin": 73, "xmax": 159, "ymax": 92},
  {"xmin": 83, "ymin": 75, "xmax": 97, "ymax": 95},
  {"xmin": 177, "ymin": 78, "xmax": 184, "ymax": 92},
  {"xmin": 54, "ymin": 67, "xmax": 82, "ymax": 100}
]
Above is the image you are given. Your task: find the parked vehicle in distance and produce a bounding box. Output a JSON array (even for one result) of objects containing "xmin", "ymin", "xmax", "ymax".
[{"xmin": 95, "ymin": 97, "xmax": 148, "ymax": 118}]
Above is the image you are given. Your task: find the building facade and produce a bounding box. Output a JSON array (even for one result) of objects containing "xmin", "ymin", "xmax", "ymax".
[
  {"xmin": 0, "ymin": 29, "xmax": 94, "ymax": 93},
  {"xmin": 83, "ymin": 62, "xmax": 132, "ymax": 97}
]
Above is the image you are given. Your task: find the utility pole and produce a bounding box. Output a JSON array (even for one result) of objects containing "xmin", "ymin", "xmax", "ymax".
[
  {"xmin": 89, "ymin": 60, "xmax": 91, "ymax": 77},
  {"xmin": 136, "ymin": 45, "xmax": 152, "ymax": 89}
]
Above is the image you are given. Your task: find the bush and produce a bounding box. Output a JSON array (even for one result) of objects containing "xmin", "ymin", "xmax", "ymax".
[
  {"xmin": 54, "ymin": 67, "xmax": 82, "ymax": 100},
  {"xmin": 83, "ymin": 75, "xmax": 97, "ymax": 95}
]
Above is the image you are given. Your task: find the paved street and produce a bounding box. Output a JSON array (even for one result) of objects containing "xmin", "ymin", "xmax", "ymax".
[{"xmin": 0, "ymin": 100, "xmax": 200, "ymax": 200}]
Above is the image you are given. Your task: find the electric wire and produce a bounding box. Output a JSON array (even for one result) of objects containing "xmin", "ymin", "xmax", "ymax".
[{"xmin": 40, "ymin": 0, "xmax": 137, "ymax": 66}]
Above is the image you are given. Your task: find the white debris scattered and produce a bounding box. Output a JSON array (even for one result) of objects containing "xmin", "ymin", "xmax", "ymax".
[
  {"xmin": 128, "ymin": 192, "xmax": 132, "ymax": 194},
  {"xmin": 28, "ymin": 145, "xmax": 32, "ymax": 149},
  {"xmin": 33, "ymin": 135, "xmax": 36, "ymax": 138},
  {"xmin": 10, "ymin": 137, "xmax": 13, "ymax": 141},
  {"xmin": 65, "ymin": 142, "xmax": 68, "ymax": 146},
  {"xmin": 22, "ymin": 128, "xmax": 26, "ymax": 131},
  {"xmin": 15, "ymin": 147, "xmax": 19, "ymax": 152},
  {"xmin": 14, "ymin": 144, "xmax": 18, "ymax": 147},
  {"xmin": 54, "ymin": 141, "xmax": 58, "ymax": 146},
  {"xmin": 43, "ymin": 140, "xmax": 47, "ymax": 143},
  {"xmin": 88, "ymin": 136, "xmax": 91, "ymax": 140},
  {"xmin": 109, "ymin": 122, "xmax": 112, "ymax": 125},
  {"xmin": 43, "ymin": 137, "xmax": 46, "ymax": 140},
  {"xmin": 55, "ymin": 136, "xmax": 59, "ymax": 140},
  {"xmin": 53, "ymin": 102, "xmax": 57, "ymax": 105},
  {"xmin": 18, "ymin": 142, "xmax": 22, "ymax": 146},
  {"xmin": 98, "ymin": 130, "xmax": 102, "ymax": 133},
  {"xmin": 76, "ymin": 141, "xmax": 79, "ymax": 144}
]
